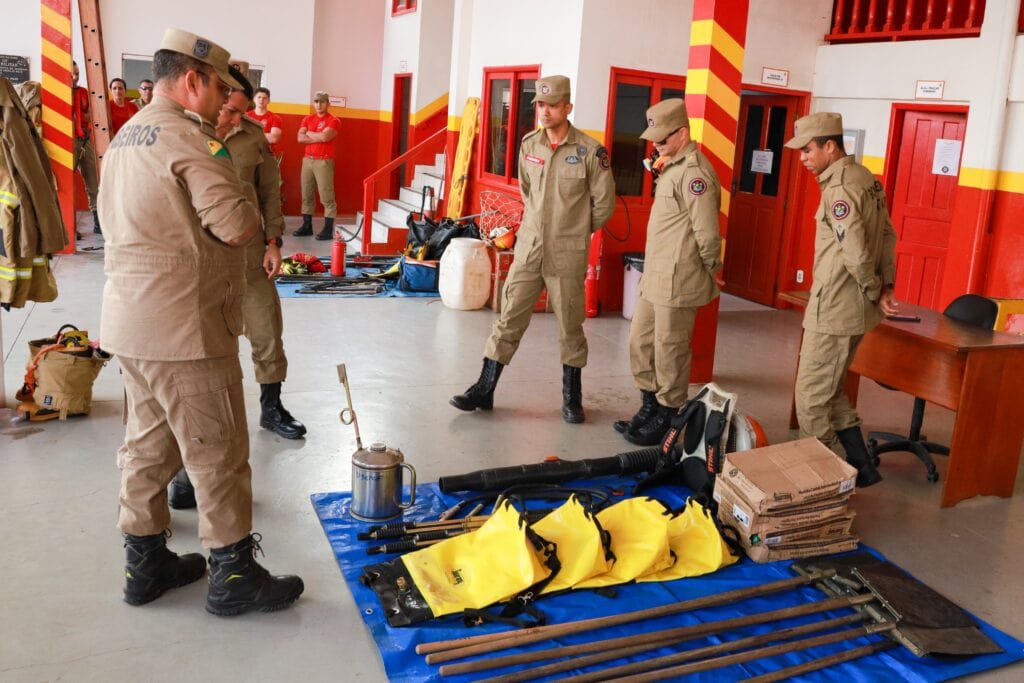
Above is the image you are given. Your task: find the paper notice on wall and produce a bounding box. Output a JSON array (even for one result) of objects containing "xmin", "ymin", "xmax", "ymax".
[
  {"xmin": 751, "ymin": 149, "xmax": 773, "ymax": 174},
  {"xmin": 932, "ymin": 139, "xmax": 962, "ymax": 176}
]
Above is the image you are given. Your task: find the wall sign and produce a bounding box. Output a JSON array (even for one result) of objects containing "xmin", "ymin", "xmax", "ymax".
[
  {"xmin": 932, "ymin": 138, "xmax": 962, "ymax": 176},
  {"xmin": 399, "ymin": 60, "xmax": 408, "ymax": 72},
  {"xmin": 0, "ymin": 54, "xmax": 31, "ymax": 84},
  {"xmin": 751, "ymin": 149, "xmax": 773, "ymax": 173},
  {"xmin": 915, "ymin": 80, "xmax": 945, "ymax": 99},
  {"xmin": 761, "ymin": 67, "xmax": 789, "ymax": 88},
  {"xmin": 329, "ymin": 96, "xmax": 347, "ymax": 107}
]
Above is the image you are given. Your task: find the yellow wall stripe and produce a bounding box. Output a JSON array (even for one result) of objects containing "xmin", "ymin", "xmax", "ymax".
[
  {"xmin": 689, "ymin": 19, "xmax": 745, "ymax": 73},
  {"xmin": 688, "ymin": 118, "xmax": 735, "ymax": 170},
  {"xmin": 686, "ymin": 68, "xmax": 740, "ymax": 120},
  {"xmin": 43, "ymin": 140, "xmax": 73, "ymax": 170},
  {"xmin": 959, "ymin": 167, "xmax": 998, "ymax": 190},
  {"xmin": 996, "ymin": 169, "xmax": 1024, "ymax": 194},
  {"xmin": 41, "ymin": 4, "xmax": 71, "ymax": 36},
  {"xmin": 410, "ymin": 92, "xmax": 448, "ymax": 126},
  {"xmin": 448, "ymin": 115, "xmax": 462, "ymax": 131},
  {"xmin": 862, "ymin": 155, "xmax": 885, "ymax": 176}
]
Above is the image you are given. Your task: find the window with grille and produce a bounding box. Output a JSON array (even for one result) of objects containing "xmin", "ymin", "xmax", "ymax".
[
  {"xmin": 826, "ymin": 0, "xmax": 986, "ymax": 43},
  {"xmin": 480, "ymin": 67, "xmax": 539, "ymax": 185},
  {"xmin": 606, "ymin": 68, "xmax": 686, "ymax": 201}
]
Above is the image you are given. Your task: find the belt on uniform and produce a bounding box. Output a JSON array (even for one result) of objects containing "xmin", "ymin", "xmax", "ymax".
[{"xmin": 305, "ymin": 154, "xmax": 333, "ymax": 160}]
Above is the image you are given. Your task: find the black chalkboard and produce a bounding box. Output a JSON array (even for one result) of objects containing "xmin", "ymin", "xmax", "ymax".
[{"xmin": 0, "ymin": 55, "xmax": 31, "ymax": 84}]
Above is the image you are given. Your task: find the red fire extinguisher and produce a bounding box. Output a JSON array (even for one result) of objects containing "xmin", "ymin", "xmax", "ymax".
[
  {"xmin": 585, "ymin": 262, "xmax": 600, "ymax": 318},
  {"xmin": 330, "ymin": 233, "xmax": 347, "ymax": 276}
]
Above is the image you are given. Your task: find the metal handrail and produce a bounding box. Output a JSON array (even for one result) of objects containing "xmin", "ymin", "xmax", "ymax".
[{"xmin": 361, "ymin": 126, "xmax": 447, "ymax": 254}]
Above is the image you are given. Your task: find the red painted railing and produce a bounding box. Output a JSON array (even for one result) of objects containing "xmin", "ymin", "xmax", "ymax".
[
  {"xmin": 827, "ymin": 0, "xmax": 985, "ymax": 42},
  {"xmin": 360, "ymin": 126, "xmax": 446, "ymax": 255}
]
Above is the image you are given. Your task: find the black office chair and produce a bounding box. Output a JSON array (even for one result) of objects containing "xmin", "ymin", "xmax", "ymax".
[{"xmin": 867, "ymin": 294, "xmax": 999, "ymax": 482}]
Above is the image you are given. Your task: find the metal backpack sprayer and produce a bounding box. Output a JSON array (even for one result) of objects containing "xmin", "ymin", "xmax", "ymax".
[{"xmin": 337, "ymin": 364, "xmax": 416, "ymax": 521}]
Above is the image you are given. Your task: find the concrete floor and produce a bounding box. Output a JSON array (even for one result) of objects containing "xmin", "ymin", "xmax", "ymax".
[{"xmin": 2, "ymin": 217, "xmax": 1022, "ymax": 682}]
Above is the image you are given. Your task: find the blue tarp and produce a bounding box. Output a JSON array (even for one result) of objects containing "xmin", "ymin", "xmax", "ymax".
[
  {"xmin": 311, "ymin": 478, "xmax": 1024, "ymax": 682},
  {"xmin": 276, "ymin": 263, "xmax": 439, "ymax": 298}
]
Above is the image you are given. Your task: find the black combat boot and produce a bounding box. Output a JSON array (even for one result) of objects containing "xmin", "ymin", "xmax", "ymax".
[
  {"xmin": 450, "ymin": 358, "xmax": 504, "ymax": 411},
  {"xmin": 836, "ymin": 426, "xmax": 883, "ymax": 488},
  {"xmin": 562, "ymin": 365, "xmax": 585, "ymax": 424},
  {"xmin": 292, "ymin": 214, "xmax": 313, "ymax": 236},
  {"xmin": 206, "ymin": 534, "xmax": 304, "ymax": 616},
  {"xmin": 259, "ymin": 382, "xmax": 306, "ymax": 439},
  {"xmin": 92, "ymin": 210, "xmax": 102, "ymax": 235},
  {"xmin": 614, "ymin": 390, "xmax": 658, "ymax": 435},
  {"xmin": 625, "ymin": 404, "xmax": 676, "ymax": 446},
  {"xmin": 168, "ymin": 468, "xmax": 196, "ymax": 510},
  {"xmin": 315, "ymin": 217, "xmax": 335, "ymax": 241},
  {"xmin": 123, "ymin": 531, "xmax": 206, "ymax": 606}
]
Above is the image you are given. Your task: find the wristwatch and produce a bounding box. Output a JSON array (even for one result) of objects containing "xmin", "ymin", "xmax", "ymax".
[{"xmin": 266, "ymin": 237, "xmax": 283, "ymax": 248}]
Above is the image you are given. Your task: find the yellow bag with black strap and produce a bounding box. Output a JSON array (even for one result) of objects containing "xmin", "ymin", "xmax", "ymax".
[
  {"xmin": 531, "ymin": 494, "xmax": 614, "ymax": 594},
  {"xmin": 638, "ymin": 497, "xmax": 740, "ymax": 582},
  {"xmin": 573, "ymin": 497, "xmax": 675, "ymax": 589},
  {"xmin": 361, "ymin": 500, "xmax": 559, "ymax": 626}
]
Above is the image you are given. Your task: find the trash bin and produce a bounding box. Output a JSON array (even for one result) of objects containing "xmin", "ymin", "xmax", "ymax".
[{"xmin": 622, "ymin": 252, "xmax": 644, "ymax": 321}]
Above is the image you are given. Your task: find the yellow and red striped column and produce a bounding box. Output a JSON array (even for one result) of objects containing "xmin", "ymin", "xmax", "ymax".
[
  {"xmin": 40, "ymin": 0, "xmax": 76, "ymax": 252},
  {"xmin": 685, "ymin": 0, "xmax": 748, "ymax": 382}
]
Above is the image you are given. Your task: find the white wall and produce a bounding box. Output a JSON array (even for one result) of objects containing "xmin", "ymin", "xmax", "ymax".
[
  {"xmin": 7, "ymin": 4, "xmax": 44, "ymax": 83},
  {"xmin": 576, "ymin": 0, "xmax": 694, "ymax": 132},
  {"xmin": 312, "ymin": 0, "xmax": 385, "ymax": 109},
  {"xmin": 745, "ymin": 0, "xmax": 830, "ymax": 93},
  {"xmin": 380, "ymin": 1, "xmax": 421, "ymax": 115},
  {"xmin": 414, "ymin": 0, "xmax": 454, "ymax": 112}
]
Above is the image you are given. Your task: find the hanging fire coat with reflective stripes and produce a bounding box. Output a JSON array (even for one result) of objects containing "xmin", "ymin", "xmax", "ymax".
[{"xmin": 0, "ymin": 77, "xmax": 61, "ymax": 307}]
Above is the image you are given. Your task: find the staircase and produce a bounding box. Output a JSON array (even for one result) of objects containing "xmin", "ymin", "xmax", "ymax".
[{"xmin": 349, "ymin": 152, "xmax": 445, "ymax": 254}]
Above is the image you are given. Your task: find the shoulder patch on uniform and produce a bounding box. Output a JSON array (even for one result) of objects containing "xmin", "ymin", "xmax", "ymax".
[
  {"xmin": 596, "ymin": 146, "xmax": 610, "ymax": 170},
  {"xmin": 831, "ymin": 199, "xmax": 850, "ymax": 220},
  {"xmin": 207, "ymin": 140, "xmax": 230, "ymax": 158},
  {"xmin": 577, "ymin": 144, "xmax": 587, "ymax": 157},
  {"xmin": 689, "ymin": 177, "xmax": 708, "ymax": 195},
  {"xmin": 872, "ymin": 180, "xmax": 883, "ymax": 192}
]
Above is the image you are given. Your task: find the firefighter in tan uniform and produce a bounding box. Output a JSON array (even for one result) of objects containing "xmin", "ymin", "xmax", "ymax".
[
  {"xmin": 168, "ymin": 66, "xmax": 306, "ymax": 510},
  {"xmin": 451, "ymin": 75, "xmax": 615, "ymax": 423},
  {"xmin": 615, "ymin": 99, "xmax": 722, "ymax": 445},
  {"xmin": 99, "ymin": 29, "xmax": 303, "ymax": 615},
  {"xmin": 785, "ymin": 112, "xmax": 898, "ymax": 488}
]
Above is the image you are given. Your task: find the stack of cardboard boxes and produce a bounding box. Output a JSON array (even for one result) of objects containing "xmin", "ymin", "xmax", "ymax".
[{"xmin": 714, "ymin": 437, "xmax": 860, "ymax": 563}]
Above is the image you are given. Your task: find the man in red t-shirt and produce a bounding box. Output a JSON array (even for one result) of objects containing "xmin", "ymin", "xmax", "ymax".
[
  {"xmin": 247, "ymin": 87, "xmax": 284, "ymax": 157},
  {"xmin": 294, "ymin": 90, "xmax": 341, "ymax": 240},
  {"xmin": 72, "ymin": 61, "xmax": 101, "ymax": 235}
]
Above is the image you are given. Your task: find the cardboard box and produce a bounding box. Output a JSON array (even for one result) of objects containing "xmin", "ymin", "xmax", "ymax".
[
  {"xmin": 714, "ymin": 479, "xmax": 852, "ymax": 537},
  {"xmin": 486, "ymin": 246, "xmax": 549, "ymax": 314},
  {"xmin": 744, "ymin": 535, "xmax": 859, "ymax": 563},
  {"xmin": 748, "ymin": 515, "xmax": 855, "ymax": 547},
  {"xmin": 720, "ymin": 438, "xmax": 857, "ymax": 513}
]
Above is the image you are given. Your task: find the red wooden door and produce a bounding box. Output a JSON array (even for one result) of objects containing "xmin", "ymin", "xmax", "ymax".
[
  {"xmin": 724, "ymin": 95, "xmax": 797, "ymax": 305},
  {"xmin": 889, "ymin": 110, "xmax": 966, "ymax": 309}
]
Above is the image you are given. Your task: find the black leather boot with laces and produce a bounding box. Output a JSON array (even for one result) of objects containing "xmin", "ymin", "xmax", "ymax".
[
  {"xmin": 123, "ymin": 531, "xmax": 206, "ymax": 606},
  {"xmin": 206, "ymin": 534, "xmax": 304, "ymax": 616}
]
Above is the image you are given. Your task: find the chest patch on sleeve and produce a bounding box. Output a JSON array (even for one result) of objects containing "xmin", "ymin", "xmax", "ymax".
[
  {"xmin": 689, "ymin": 178, "xmax": 708, "ymax": 195},
  {"xmin": 597, "ymin": 146, "xmax": 610, "ymax": 170},
  {"xmin": 565, "ymin": 155, "xmax": 580, "ymax": 165},
  {"xmin": 207, "ymin": 140, "xmax": 230, "ymax": 158},
  {"xmin": 834, "ymin": 223, "xmax": 846, "ymax": 242},
  {"xmin": 831, "ymin": 199, "xmax": 850, "ymax": 220}
]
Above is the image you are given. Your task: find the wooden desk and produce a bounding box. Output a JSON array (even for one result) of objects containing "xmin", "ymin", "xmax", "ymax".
[{"xmin": 782, "ymin": 292, "xmax": 1024, "ymax": 507}]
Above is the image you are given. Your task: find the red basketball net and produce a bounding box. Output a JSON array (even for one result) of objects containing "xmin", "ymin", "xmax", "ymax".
[{"xmin": 477, "ymin": 190, "xmax": 524, "ymax": 239}]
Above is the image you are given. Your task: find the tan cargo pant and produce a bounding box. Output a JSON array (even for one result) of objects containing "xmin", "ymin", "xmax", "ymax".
[
  {"xmin": 73, "ymin": 136, "xmax": 99, "ymax": 212},
  {"xmin": 628, "ymin": 297, "xmax": 697, "ymax": 407},
  {"xmin": 300, "ymin": 156, "xmax": 336, "ymax": 218},
  {"xmin": 241, "ymin": 241, "xmax": 287, "ymax": 384},
  {"xmin": 795, "ymin": 330, "xmax": 864, "ymax": 455},
  {"xmin": 484, "ymin": 259, "xmax": 587, "ymax": 368},
  {"xmin": 117, "ymin": 355, "xmax": 252, "ymax": 549}
]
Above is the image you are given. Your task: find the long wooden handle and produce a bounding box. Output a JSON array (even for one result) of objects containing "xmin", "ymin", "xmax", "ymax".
[
  {"xmin": 417, "ymin": 570, "xmax": 835, "ymax": 657},
  {"xmin": 433, "ymin": 593, "xmax": 872, "ymax": 673},
  {"xmin": 477, "ymin": 613, "xmax": 866, "ymax": 683},
  {"xmin": 741, "ymin": 639, "xmax": 899, "ymax": 683},
  {"xmin": 606, "ymin": 622, "xmax": 896, "ymax": 682}
]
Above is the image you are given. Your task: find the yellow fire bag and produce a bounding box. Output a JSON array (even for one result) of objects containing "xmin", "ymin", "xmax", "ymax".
[
  {"xmin": 361, "ymin": 500, "xmax": 558, "ymax": 626},
  {"xmin": 638, "ymin": 498, "xmax": 740, "ymax": 582},
  {"xmin": 574, "ymin": 497, "xmax": 674, "ymax": 589},
  {"xmin": 532, "ymin": 495, "xmax": 614, "ymax": 594}
]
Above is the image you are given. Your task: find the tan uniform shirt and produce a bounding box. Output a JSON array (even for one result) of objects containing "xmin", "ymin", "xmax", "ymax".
[
  {"xmin": 223, "ymin": 116, "xmax": 284, "ymax": 241},
  {"xmin": 98, "ymin": 96, "xmax": 259, "ymax": 360},
  {"xmin": 640, "ymin": 141, "xmax": 721, "ymax": 308},
  {"xmin": 804, "ymin": 156, "xmax": 897, "ymax": 336},
  {"xmin": 515, "ymin": 125, "xmax": 616, "ymax": 277}
]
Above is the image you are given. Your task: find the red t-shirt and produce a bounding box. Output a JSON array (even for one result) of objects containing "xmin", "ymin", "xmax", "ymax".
[
  {"xmin": 300, "ymin": 113, "xmax": 341, "ymax": 158},
  {"xmin": 109, "ymin": 99, "xmax": 139, "ymax": 137},
  {"xmin": 246, "ymin": 109, "xmax": 285, "ymax": 155},
  {"xmin": 72, "ymin": 86, "xmax": 90, "ymax": 138}
]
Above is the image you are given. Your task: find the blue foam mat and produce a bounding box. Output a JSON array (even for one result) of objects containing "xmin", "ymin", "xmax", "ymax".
[
  {"xmin": 312, "ymin": 478, "xmax": 1024, "ymax": 682},
  {"xmin": 276, "ymin": 262, "xmax": 439, "ymax": 298}
]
